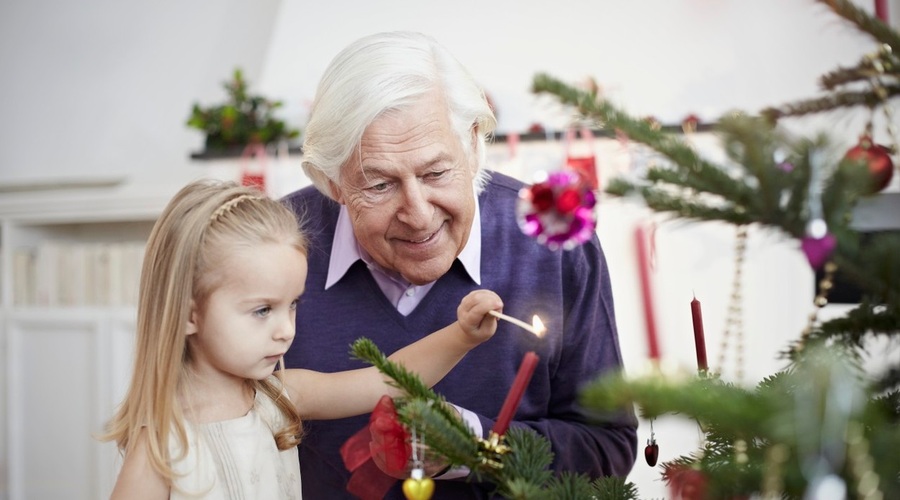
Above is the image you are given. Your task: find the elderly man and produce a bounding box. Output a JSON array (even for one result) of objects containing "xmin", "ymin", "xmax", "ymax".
[{"xmin": 282, "ymin": 30, "xmax": 637, "ymax": 499}]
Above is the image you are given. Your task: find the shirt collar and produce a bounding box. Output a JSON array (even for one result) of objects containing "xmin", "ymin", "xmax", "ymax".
[{"xmin": 325, "ymin": 196, "xmax": 482, "ymax": 289}]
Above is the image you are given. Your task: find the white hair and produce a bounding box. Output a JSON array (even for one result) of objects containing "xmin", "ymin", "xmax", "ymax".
[{"xmin": 301, "ymin": 31, "xmax": 497, "ymax": 199}]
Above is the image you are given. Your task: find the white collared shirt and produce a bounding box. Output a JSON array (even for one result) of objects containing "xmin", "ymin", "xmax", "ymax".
[{"xmin": 325, "ymin": 197, "xmax": 483, "ymax": 314}]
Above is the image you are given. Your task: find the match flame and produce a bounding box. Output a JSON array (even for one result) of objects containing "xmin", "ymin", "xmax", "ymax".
[{"xmin": 532, "ymin": 315, "xmax": 546, "ymax": 337}]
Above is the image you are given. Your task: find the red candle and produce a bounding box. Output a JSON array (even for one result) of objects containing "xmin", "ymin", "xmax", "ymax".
[
  {"xmin": 491, "ymin": 351, "xmax": 539, "ymax": 436},
  {"xmin": 875, "ymin": 0, "xmax": 888, "ymax": 22},
  {"xmin": 691, "ymin": 295, "xmax": 708, "ymax": 372},
  {"xmin": 634, "ymin": 225, "xmax": 660, "ymax": 360}
]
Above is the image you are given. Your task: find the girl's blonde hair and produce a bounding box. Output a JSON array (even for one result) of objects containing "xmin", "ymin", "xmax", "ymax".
[{"xmin": 100, "ymin": 179, "xmax": 306, "ymax": 485}]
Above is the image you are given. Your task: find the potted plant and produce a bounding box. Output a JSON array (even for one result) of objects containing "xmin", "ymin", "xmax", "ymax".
[{"xmin": 187, "ymin": 68, "xmax": 300, "ymax": 157}]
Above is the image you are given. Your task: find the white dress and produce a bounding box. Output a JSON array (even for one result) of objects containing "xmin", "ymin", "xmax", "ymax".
[{"xmin": 170, "ymin": 379, "xmax": 302, "ymax": 499}]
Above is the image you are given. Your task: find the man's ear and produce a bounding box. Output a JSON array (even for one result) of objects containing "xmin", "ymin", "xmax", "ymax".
[
  {"xmin": 328, "ymin": 179, "xmax": 344, "ymax": 204},
  {"xmin": 469, "ymin": 124, "xmax": 481, "ymax": 174},
  {"xmin": 186, "ymin": 300, "xmax": 200, "ymax": 336}
]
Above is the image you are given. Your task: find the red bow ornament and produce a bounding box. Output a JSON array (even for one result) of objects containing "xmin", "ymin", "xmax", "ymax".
[{"xmin": 341, "ymin": 395, "xmax": 411, "ymax": 500}]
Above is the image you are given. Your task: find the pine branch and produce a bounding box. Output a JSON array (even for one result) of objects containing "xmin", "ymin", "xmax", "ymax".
[
  {"xmin": 763, "ymin": 0, "xmax": 900, "ymax": 122},
  {"xmin": 832, "ymin": 233, "xmax": 900, "ymax": 307},
  {"xmin": 591, "ymin": 476, "xmax": 641, "ymax": 500},
  {"xmin": 579, "ymin": 371, "xmax": 770, "ymax": 437},
  {"xmin": 532, "ymin": 3, "xmax": 900, "ymax": 497},
  {"xmin": 813, "ymin": 302, "xmax": 900, "ymax": 343},
  {"xmin": 396, "ymin": 399, "xmax": 481, "ymax": 469},
  {"xmin": 350, "ymin": 338, "xmax": 475, "ymax": 450},
  {"xmin": 534, "ymin": 74, "xmax": 760, "ymax": 206},
  {"xmin": 351, "ymin": 338, "xmax": 644, "ymax": 498},
  {"xmin": 542, "ymin": 472, "xmax": 603, "ymax": 500},
  {"xmin": 500, "ymin": 428, "xmax": 555, "ymax": 487},
  {"xmin": 583, "ymin": 347, "xmax": 900, "ymax": 498},
  {"xmin": 816, "ymin": 0, "xmax": 900, "ymax": 52},
  {"xmin": 761, "ymin": 88, "xmax": 890, "ymax": 121},
  {"xmin": 350, "ymin": 337, "xmax": 436, "ymax": 400}
]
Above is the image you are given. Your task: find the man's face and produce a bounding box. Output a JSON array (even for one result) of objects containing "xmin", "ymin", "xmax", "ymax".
[{"xmin": 331, "ymin": 91, "xmax": 478, "ymax": 285}]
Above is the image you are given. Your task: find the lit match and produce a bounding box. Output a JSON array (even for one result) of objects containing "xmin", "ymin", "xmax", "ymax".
[{"xmin": 489, "ymin": 310, "xmax": 546, "ymax": 337}]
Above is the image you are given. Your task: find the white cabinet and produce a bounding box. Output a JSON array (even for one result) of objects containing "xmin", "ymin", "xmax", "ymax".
[
  {"xmin": 0, "ymin": 160, "xmax": 312, "ymax": 500},
  {"xmin": 0, "ymin": 184, "xmax": 174, "ymax": 500},
  {"xmin": 4, "ymin": 310, "xmax": 135, "ymax": 500}
]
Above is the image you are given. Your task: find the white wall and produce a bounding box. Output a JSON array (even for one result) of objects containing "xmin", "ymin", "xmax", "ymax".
[
  {"xmin": 1, "ymin": 1, "xmax": 899, "ymax": 498},
  {"xmin": 0, "ymin": 0, "xmax": 281, "ymax": 189},
  {"xmin": 260, "ymin": 0, "xmax": 898, "ymax": 138},
  {"xmin": 2, "ymin": 0, "xmax": 898, "ymax": 188}
]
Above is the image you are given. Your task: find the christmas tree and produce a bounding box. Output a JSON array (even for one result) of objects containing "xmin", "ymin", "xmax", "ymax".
[{"xmin": 355, "ymin": 0, "xmax": 899, "ymax": 498}]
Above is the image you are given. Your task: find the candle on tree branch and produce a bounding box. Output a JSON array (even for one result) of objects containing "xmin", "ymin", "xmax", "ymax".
[
  {"xmin": 634, "ymin": 224, "xmax": 661, "ymax": 361},
  {"xmin": 491, "ymin": 351, "xmax": 539, "ymax": 436},
  {"xmin": 691, "ymin": 295, "xmax": 708, "ymax": 373},
  {"xmin": 875, "ymin": 0, "xmax": 888, "ymax": 22}
]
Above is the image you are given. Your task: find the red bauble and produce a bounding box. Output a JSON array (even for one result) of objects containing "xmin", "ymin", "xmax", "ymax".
[
  {"xmin": 844, "ymin": 136, "xmax": 894, "ymax": 193},
  {"xmin": 668, "ymin": 467, "xmax": 708, "ymax": 500}
]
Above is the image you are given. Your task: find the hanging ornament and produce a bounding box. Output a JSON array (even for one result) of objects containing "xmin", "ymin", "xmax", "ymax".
[
  {"xmin": 843, "ymin": 135, "xmax": 894, "ymax": 194},
  {"xmin": 800, "ymin": 233, "xmax": 836, "ymax": 270},
  {"xmin": 644, "ymin": 439, "xmax": 659, "ymax": 467},
  {"xmin": 801, "ymin": 149, "xmax": 838, "ymax": 271},
  {"xmin": 644, "ymin": 418, "xmax": 659, "ymax": 466},
  {"xmin": 402, "ymin": 427, "xmax": 435, "ymax": 500},
  {"xmin": 402, "ymin": 468, "xmax": 434, "ymax": 500},
  {"xmin": 516, "ymin": 170, "xmax": 597, "ymax": 250}
]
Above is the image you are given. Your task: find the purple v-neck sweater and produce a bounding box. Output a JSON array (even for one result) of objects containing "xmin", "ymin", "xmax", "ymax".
[{"xmin": 282, "ymin": 171, "xmax": 637, "ymax": 499}]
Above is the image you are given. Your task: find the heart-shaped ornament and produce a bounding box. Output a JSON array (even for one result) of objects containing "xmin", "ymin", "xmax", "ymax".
[
  {"xmin": 402, "ymin": 477, "xmax": 435, "ymax": 500},
  {"xmin": 801, "ymin": 233, "xmax": 836, "ymax": 270}
]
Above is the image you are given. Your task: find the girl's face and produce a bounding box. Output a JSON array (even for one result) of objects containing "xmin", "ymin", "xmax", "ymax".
[{"xmin": 186, "ymin": 241, "xmax": 307, "ymax": 384}]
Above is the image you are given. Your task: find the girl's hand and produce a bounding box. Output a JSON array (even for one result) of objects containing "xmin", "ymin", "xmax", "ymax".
[{"xmin": 456, "ymin": 289, "xmax": 502, "ymax": 345}]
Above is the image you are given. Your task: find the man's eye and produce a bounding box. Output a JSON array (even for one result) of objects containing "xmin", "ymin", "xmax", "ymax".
[
  {"xmin": 368, "ymin": 182, "xmax": 390, "ymax": 192},
  {"xmin": 425, "ymin": 170, "xmax": 448, "ymax": 179},
  {"xmin": 254, "ymin": 306, "xmax": 272, "ymax": 317}
]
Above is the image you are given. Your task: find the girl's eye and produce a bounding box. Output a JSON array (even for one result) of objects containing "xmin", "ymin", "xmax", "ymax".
[
  {"xmin": 289, "ymin": 298, "xmax": 300, "ymax": 310},
  {"xmin": 253, "ymin": 306, "xmax": 272, "ymax": 318}
]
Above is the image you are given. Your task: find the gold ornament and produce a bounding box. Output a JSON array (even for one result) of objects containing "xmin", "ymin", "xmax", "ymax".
[
  {"xmin": 402, "ymin": 469, "xmax": 434, "ymax": 500},
  {"xmin": 714, "ymin": 225, "xmax": 748, "ymax": 381}
]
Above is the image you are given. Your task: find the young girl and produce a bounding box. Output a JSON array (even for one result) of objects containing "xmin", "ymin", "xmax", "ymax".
[{"xmin": 101, "ymin": 179, "xmax": 502, "ymax": 499}]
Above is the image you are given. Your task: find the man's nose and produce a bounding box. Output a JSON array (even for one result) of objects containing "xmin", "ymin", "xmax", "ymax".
[{"xmin": 396, "ymin": 182, "xmax": 432, "ymax": 228}]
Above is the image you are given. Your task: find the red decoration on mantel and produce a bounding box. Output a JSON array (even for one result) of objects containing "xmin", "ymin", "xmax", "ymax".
[
  {"xmin": 844, "ymin": 135, "xmax": 894, "ymax": 194},
  {"xmin": 681, "ymin": 114, "xmax": 700, "ymax": 134},
  {"xmin": 240, "ymin": 142, "xmax": 268, "ymax": 193}
]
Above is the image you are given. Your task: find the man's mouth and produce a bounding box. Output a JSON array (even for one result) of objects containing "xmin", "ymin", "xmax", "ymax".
[{"xmin": 405, "ymin": 230, "xmax": 438, "ymax": 244}]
